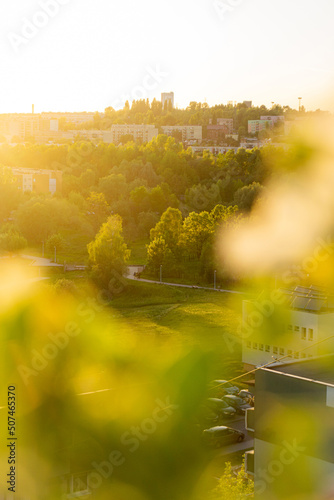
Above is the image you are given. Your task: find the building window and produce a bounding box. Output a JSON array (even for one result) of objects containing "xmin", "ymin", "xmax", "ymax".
[
  {"xmin": 301, "ymin": 328, "xmax": 306, "ymax": 340},
  {"xmin": 246, "ymin": 341, "xmax": 251, "ymax": 348},
  {"xmin": 294, "ymin": 326, "xmax": 300, "ymax": 332},
  {"xmin": 253, "ymin": 343, "xmax": 258, "ymax": 350},
  {"xmin": 273, "ymin": 346, "xmax": 278, "ymax": 355},
  {"xmin": 265, "ymin": 345, "xmax": 270, "ymax": 352},
  {"xmin": 259, "ymin": 344, "xmax": 264, "ymax": 351},
  {"xmin": 279, "ymin": 348, "xmax": 285, "ymax": 356},
  {"xmin": 308, "ymin": 329, "xmax": 314, "ymax": 341}
]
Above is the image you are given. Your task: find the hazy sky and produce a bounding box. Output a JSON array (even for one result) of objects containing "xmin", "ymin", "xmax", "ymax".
[{"xmin": 0, "ymin": 0, "xmax": 333, "ymax": 113}]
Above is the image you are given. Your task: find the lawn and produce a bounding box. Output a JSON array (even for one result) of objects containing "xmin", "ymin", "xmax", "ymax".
[
  {"xmin": 127, "ymin": 239, "xmax": 149, "ymax": 265},
  {"xmin": 110, "ymin": 280, "xmax": 245, "ymax": 380}
]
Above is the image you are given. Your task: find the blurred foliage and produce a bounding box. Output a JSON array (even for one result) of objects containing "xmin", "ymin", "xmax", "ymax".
[
  {"xmin": 0, "ymin": 261, "xmax": 247, "ymax": 500},
  {"xmin": 211, "ymin": 460, "xmax": 253, "ymax": 499}
]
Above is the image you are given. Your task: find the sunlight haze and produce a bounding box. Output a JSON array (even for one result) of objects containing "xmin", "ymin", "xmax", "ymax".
[{"xmin": 0, "ymin": 0, "xmax": 333, "ymax": 112}]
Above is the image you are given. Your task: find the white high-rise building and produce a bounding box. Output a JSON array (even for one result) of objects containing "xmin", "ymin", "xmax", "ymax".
[{"xmin": 161, "ymin": 92, "xmax": 174, "ymax": 109}]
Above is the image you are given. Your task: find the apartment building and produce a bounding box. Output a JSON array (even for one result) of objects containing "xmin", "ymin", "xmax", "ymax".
[
  {"xmin": 216, "ymin": 118, "xmax": 234, "ymax": 134},
  {"xmin": 110, "ymin": 124, "xmax": 158, "ymax": 144},
  {"xmin": 242, "ymin": 285, "xmax": 334, "ymax": 371},
  {"xmin": 191, "ymin": 146, "xmax": 238, "ymax": 155},
  {"xmin": 161, "ymin": 125, "xmax": 202, "ymax": 143},
  {"xmin": 260, "ymin": 115, "xmax": 285, "ymax": 123},
  {"xmin": 246, "ymin": 355, "xmax": 334, "ymax": 499},
  {"xmin": 248, "ymin": 120, "xmax": 274, "ymax": 134},
  {"xmin": 0, "ymin": 114, "xmax": 58, "ymax": 142},
  {"xmin": 161, "ymin": 92, "xmax": 174, "ymax": 109},
  {"xmin": 40, "ymin": 112, "xmax": 97, "ymax": 125},
  {"xmin": 11, "ymin": 167, "xmax": 62, "ymax": 194}
]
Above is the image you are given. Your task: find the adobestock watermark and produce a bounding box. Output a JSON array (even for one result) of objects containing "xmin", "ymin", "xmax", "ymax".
[
  {"xmin": 255, "ymin": 439, "xmax": 306, "ymax": 495},
  {"xmin": 70, "ymin": 397, "xmax": 178, "ymax": 493},
  {"xmin": 223, "ymin": 236, "xmax": 334, "ymax": 354},
  {"xmin": 51, "ymin": 140, "xmax": 95, "ymax": 173},
  {"xmin": 8, "ymin": 0, "xmax": 72, "ymax": 54},
  {"xmin": 16, "ymin": 277, "xmax": 128, "ymax": 385},
  {"xmin": 190, "ymin": 157, "xmax": 234, "ymax": 212},
  {"xmin": 213, "ymin": 0, "xmax": 245, "ymax": 21},
  {"xmin": 110, "ymin": 65, "xmax": 169, "ymax": 110}
]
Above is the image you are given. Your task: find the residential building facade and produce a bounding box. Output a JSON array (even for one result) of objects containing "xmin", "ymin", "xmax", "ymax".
[
  {"xmin": 0, "ymin": 114, "xmax": 59, "ymax": 142},
  {"xmin": 161, "ymin": 125, "xmax": 202, "ymax": 143},
  {"xmin": 247, "ymin": 355, "xmax": 334, "ymax": 499},
  {"xmin": 161, "ymin": 92, "xmax": 174, "ymax": 109},
  {"xmin": 110, "ymin": 124, "xmax": 158, "ymax": 144},
  {"xmin": 216, "ymin": 118, "xmax": 234, "ymax": 134},
  {"xmin": 248, "ymin": 120, "xmax": 274, "ymax": 134},
  {"xmin": 242, "ymin": 286, "xmax": 334, "ymax": 371},
  {"xmin": 260, "ymin": 115, "xmax": 285, "ymax": 123},
  {"xmin": 11, "ymin": 167, "xmax": 62, "ymax": 194}
]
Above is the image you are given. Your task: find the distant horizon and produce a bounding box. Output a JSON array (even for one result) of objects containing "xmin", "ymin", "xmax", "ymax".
[
  {"xmin": 1, "ymin": 0, "xmax": 333, "ymax": 115},
  {"xmin": 0, "ymin": 98, "xmax": 330, "ymax": 115}
]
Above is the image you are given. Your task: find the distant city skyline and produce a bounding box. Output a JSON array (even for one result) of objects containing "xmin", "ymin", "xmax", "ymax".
[{"xmin": 1, "ymin": 0, "xmax": 333, "ymax": 113}]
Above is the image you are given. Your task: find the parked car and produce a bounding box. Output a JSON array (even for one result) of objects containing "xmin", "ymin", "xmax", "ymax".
[
  {"xmin": 222, "ymin": 395, "xmax": 252, "ymax": 414},
  {"xmin": 206, "ymin": 398, "xmax": 236, "ymax": 418},
  {"xmin": 209, "ymin": 380, "xmax": 239, "ymax": 396},
  {"xmin": 197, "ymin": 406, "xmax": 220, "ymax": 426},
  {"xmin": 238, "ymin": 390, "xmax": 254, "ymax": 406},
  {"xmin": 202, "ymin": 426, "xmax": 245, "ymax": 448}
]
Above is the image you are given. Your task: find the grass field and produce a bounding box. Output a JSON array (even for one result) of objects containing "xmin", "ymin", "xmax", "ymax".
[
  {"xmin": 127, "ymin": 239, "xmax": 149, "ymax": 265},
  {"xmin": 110, "ymin": 280, "xmax": 245, "ymax": 381}
]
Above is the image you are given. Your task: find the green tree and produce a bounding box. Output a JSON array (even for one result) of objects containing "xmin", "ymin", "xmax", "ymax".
[
  {"xmin": 179, "ymin": 211, "xmax": 213, "ymax": 259},
  {"xmin": 211, "ymin": 460, "xmax": 254, "ymax": 499},
  {"xmin": 150, "ymin": 207, "xmax": 183, "ymax": 254},
  {"xmin": 0, "ymin": 229, "xmax": 27, "ymax": 254},
  {"xmin": 98, "ymin": 173, "xmax": 128, "ymax": 204},
  {"xmin": 0, "ymin": 167, "xmax": 21, "ymax": 222},
  {"xmin": 233, "ymin": 182, "xmax": 265, "ymax": 211},
  {"xmin": 146, "ymin": 236, "xmax": 170, "ymax": 274},
  {"xmin": 16, "ymin": 197, "xmax": 81, "ymax": 243},
  {"xmin": 87, "ymin": 215, "xmax": 130, "ymax": 290},
  {"xmin": 45, "ymin": 233, "xmax": 66, "ymax": 253},
  {"xmin": 87, "ymin": 191, "xmax": 110, "ymax": 230}
]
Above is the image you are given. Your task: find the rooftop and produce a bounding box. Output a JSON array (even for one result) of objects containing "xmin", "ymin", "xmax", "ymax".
[
  {"xmin": 279, "ymin": 285, "xmax": 334, "ymax": 312},
  {"xmin": 266, "ymin": 354, "xmax": 334, "ymax": 386}
]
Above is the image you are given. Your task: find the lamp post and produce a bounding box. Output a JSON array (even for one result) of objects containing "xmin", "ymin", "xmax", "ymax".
[
  {"xmin": 54, "ymin": 246, "xmax": 57, "ymax": 263},
  {"xmin": 214, "ymin": 270, "xmax": 217, "ymax": 290},
  {"xmin": 160, "ymin": 265, "xmax": 162, "ymax": 283}
]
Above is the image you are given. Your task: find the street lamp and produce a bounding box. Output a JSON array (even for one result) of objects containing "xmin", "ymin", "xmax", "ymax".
[{"xmin": 214, "ymin": 270, "xmax": 217, "ymax": 290}]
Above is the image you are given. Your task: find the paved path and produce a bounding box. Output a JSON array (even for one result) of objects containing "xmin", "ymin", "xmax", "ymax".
[
  {"xmin": 21, "ymin": 254, "xmax": 63, "ymax": 267},
  {"xmin": 126, "ymin": 274, "xmax": 246, "ymax": 295}
]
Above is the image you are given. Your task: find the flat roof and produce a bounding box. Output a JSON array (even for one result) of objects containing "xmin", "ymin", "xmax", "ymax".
[{"xmin": 266, "ymin": 354, "xmax": 334, "ymax": 386}]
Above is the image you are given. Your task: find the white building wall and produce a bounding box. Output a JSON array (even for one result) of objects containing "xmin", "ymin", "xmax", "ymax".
[{"xmin": 241, "ymin": 300, "xmax": 334, "ymax": 368}]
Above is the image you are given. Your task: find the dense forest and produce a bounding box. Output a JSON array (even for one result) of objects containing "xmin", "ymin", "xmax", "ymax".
[{"xmin": 0, "ymin": 136, "xmax": 304, "ymax": 284}]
